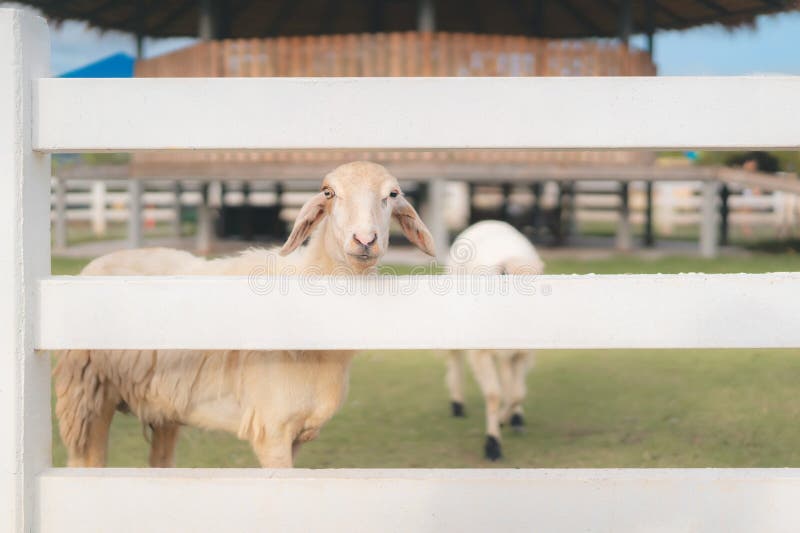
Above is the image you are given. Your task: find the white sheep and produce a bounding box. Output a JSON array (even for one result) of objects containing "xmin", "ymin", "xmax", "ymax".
[
  {"xmin": 445, "ymin": 220, "xmax": 544, "ymax": 460},
  {"xmin": 54, "ymin": 161, "xmax": 435, "ymax": 468}
]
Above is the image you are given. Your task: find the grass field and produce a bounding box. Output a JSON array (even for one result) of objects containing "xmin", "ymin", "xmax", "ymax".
[{"xmin": 50, "ymin": 251, "xmax": 800, "ymax": 468}]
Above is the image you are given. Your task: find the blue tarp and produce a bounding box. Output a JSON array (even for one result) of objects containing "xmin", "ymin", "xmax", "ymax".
[{"xmin": 59, "ymin": 52, "xmax": 134, "ymax": 78}]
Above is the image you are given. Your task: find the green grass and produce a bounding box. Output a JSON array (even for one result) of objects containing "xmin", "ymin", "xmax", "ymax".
[
  {"xmin": 57, "ymin": 221, "xmax": 195, "ymax": 247},
  {"xmin": 578, "ymin": 220, "xmax": 797, "ymax": 246},
  {"xmin": 49, "ymin": 251, "xmax": 800, "ymax": 468}
]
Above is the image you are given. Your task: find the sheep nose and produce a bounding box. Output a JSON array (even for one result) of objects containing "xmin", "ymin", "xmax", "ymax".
[{"xmin": 353, "ymin": 232, "xmax": 377, "ymax": 247}]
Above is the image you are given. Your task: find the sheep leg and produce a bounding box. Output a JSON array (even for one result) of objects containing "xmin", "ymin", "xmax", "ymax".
[
  {"xmin": 291, "ymin": 428, "xmax": 320, "ymax": 462},
  {"xmin": 251, "ymin": 433, "xmax": 294, "ymax": 468},
  {"xmin": 445, "ymin": 350, "xmax": 467, "ymax": 417},
  {"xmin": 69, "ymin": 397, "xmax": 117, "ymax": 467},
  {"xmin": 149, "ymin": 423, "xmax": 181, "ymax": 467},
  {"xmin": 467, "ymin": 350, "xmax": 503, "ymax": 461},
  {"xmin": 497, "ymin": 355, "xmax": 515, "ymax": 426},
  {"xmin": 508, "ymin": 351, "xmax": 532, "ymax": 431}
]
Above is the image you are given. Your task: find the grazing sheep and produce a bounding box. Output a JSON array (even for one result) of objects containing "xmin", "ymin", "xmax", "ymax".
[
  {"xmin": 54, "ymin": 161, "xmax": 435, "ymax": 468},
  {"xmin": 445, "ymin": 220, "xmax": 544, "ymax": 460}
]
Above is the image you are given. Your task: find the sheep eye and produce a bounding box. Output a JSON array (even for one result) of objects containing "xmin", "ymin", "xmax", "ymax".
[
  {"xmin": 389, "ymin": 191, "xmax": 399, "ymax": 198},
  {"xmin": 322, "ymin": 188, "xmax": 335, "ymax": 199}
]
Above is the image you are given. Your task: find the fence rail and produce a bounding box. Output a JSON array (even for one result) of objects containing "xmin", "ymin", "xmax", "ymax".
[
  {"xmin": 3, "ymin": 8, "xmax": 800, "ymax": 533},
  {"xmin": 37, "ymin": 273, "xmax": 800, "ymax": 350},
  {"xmin": 130, "ymin": 31, "xmax": 656, "ymax": 168},
  {"xmin": 34, "ymin": 77, "xmax": 800, "ymax": 152},
  {"xmin": 38, "ymin": 468, "xmax": 800, "ymax": 533}
]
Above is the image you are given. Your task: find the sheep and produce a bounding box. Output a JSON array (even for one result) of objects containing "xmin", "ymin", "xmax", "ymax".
[
  {"xmin": 445, "ymin": 220, "xmax": 544, "ymax": 460},
  {"xmin": 54, "ymin": 161, "xmax": 435, "ymax": 468}
]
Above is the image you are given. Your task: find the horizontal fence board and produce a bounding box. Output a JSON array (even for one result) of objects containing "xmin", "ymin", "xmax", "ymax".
[
  {"xmin": 38, "ymin": 273, "xmax": 800, "ymax": 350},
  {"xmin": 35, "ymin": 77, "xmax": 800, "ymax": 152},
  {"xmin": 38, "ymin": 468, "xmax": 800, "ymax": 533}
]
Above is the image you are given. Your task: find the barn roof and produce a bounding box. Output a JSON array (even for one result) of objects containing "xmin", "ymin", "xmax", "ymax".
[{"xmin": 20, "ymin": 0, "xmax": 800, "ymax": 39}]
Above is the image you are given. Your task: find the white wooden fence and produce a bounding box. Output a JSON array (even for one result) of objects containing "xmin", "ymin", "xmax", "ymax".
[{"xmin": 3, "ymin": 8, "xmax": 800, "ymax": 532}]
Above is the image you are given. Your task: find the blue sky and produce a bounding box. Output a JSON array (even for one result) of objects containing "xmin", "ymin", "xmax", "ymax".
[{"xmin": 4, "ymin": 4, "xmax": 798, "ymax": 76}]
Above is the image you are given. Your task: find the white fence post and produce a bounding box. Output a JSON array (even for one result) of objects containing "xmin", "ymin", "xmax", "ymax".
[
  {"xmin": 0, "ymin": 9, "xmax": 51, "ymax": 533},
  {"xmin": 90, "ymin": 180, "xmax": 107, "ymax": 236},
  {"xmin": 172, "ymin": 181, "xmax": 182, "ymax": 237},
  {"xmin": 196, "ymin": 182, "xmax": 215, "ymax": 254},
  {"xmin": 700, "ymin": 181, "xmax": 720, "ymax": 258},
  {"xmin": 128, "ymin": 179, "xmax": 143, "ymax": 248},
  {"xmin": 615, "ymin": 182, "xmax": 632, "ymax": 251},
  {"xmin": 423, "ymin": 178, "xmax": 449, "ymax": 264},
  {"xmin": 53, "ymin": 177, "xmax": 67, "ymax": 251}
]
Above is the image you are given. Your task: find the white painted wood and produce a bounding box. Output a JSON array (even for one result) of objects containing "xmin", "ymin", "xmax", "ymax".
[
  {"xmin": 0, "ymin": 9, "xmax": 51, "ymax": 533},
  {"xmin": 172, "ymin": 181, "xmax": 182, "ymax": 237},
  {"xmin": 615, "ymin": 183, "xmax": 632, "ymax": 251},
  {"xmin": 127, "ymin": 179, "xmax": 143, "ymax": 247},
  {"xmin": 38, "ymin": 468, "xmax": 800, "ymax": 533},
  {"xmin": 33, "ymin": 77, "xmax": 800, "ymax": 152},
  {"xmin": 700, "ymin": 181, "xmax": 720, "ymax": 258},
  {"xmin": 195, "ymin": 186, "xmax": 214, "ymax": 254},
  {"xmin": 52, "ymin": 178, "xmax": 67, "ymax": 251},
  {"xmin": 422, "ymin": 179, "xmax": 449, "ymax": 263},
  {"xmin": 90, "ymin": 180, "xmax": 107, "ymax": 236},
  {"xmin": 37, "ymin": 273, "xmax": 800, "ymax": 350}
]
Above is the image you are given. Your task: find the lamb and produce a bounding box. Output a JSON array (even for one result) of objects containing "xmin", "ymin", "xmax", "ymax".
[
  {"xmin": 445, "ymin": 220, "xmax": 545, "ymax": 460},
  {"xmin": 54, "ymin": 161, "xmax": 435, "ymax": 468}
]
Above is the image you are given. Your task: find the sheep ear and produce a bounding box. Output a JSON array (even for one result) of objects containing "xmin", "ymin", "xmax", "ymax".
[
  {"xmin": 279, "ymin": 191, "xmax": 328, "ymax": 256},
  {"xmin": 392, "ymin": 195, "xmax": 436, "ymax": 257}
]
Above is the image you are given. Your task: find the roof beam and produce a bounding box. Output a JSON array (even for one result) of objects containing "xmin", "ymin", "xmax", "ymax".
[
  {"xmin": 369, "ymin": 0, "xmax": 384, "ymax": 32},
  {"xmin": 532, "ymin": 0, "xmax": 544, "ymax": 36},
  {"xmin": 653, "ymin": 0, "xmax": 690, "ymax": 25},
  {"xmin": 85, "ymin": 0, "xmax": 126, "ymax": 20},
  {"xmin": 465, "ymin": 0, "xmax": 485, "ymax": 33},
  {"xmin": 556, "ymin": 0, "xmax": 602, "ymax": 34},
  {"xmin": 150, "ymin": 0, "xmax": 195, "ymax": 34},
  {"xmin": 758, "ymin": 0, "xmax": 788, "ymax": 8},
  {"xmin": 264, "ymin": 0, "xmax": 299, "ymax": 36},
  {"xmin": 693, "ymin": 0, "xmax": 730, "ymax": 15},
  {"xmin": 317, "ymin": 0, "xmax": 340, "ymax": 34}
]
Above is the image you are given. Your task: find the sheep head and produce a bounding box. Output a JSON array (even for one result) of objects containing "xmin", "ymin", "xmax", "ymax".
[{"xmin": 279, "ymin": 161, "xmax": 435, "ymax": 269}]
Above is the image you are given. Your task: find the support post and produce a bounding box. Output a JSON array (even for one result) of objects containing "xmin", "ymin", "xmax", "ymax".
[
  {"xmin": 563, "ymin": 181, "xmax": 576, "ymax": 240},
  {"xmin": 700, "ymin": 181, "xmax": 720, "ymax": 258},
  {"xmin": 530, "ymin": 182, "xmax": 543, "ymax": 238},
  {"xmin": 54, "ymin": 177, "xmax": 67, "ymax": 251},
  {"xmin": 643, "ymin": 181, "xmax": 655, "ymax": 247},
  {"xmin": 501, "ymin": 183, "xmax": 512, "ymax": 222},
  {"xmin": 196, "ymin": 182, "xmax": 214, "ymax": 254},
  {"xmin": 645, "ymin": 0, "xmax": 655, "ymax": 56},
  {"xmin": 467, "ymin": 182, "xmax": 477, "ymax": 225},
  {"xmin": 422, "ymin": 178, "xmax": 448, "ymax": 264},
  {"xmin": 241, "ymin": 181, "xmax": 253, "ymax": 241},
  {"xmin": 0, "ymin": 9, "xmax": 51, "ymax": 532},
  {"xmin": 199, "ymin": 0, "xmax": 216, "ymax": 40},
  {"xmin": 172, "ymin": 181, "xmax": 183, "ymax": 237},
  {"xmin": 128, "ymin": 179, "xmax": 143, "ymax": 248},
  {"xmin": 417, "ymin": 0, "xmax": 435, "ymax": 32},
  {"xmin": 615, "ymin": 182, "xmax": 632, "ymax": 251},
  {"xmin": 90, "ymin": 180, "xmax": 107, "ymax": 236},
  {"xmin": 719, "ymin": 184, "xmax": 730, "ymax": 246},
  {"xmin": 618, "ymin": 0, "xmax": 633, "ymax": 45}
]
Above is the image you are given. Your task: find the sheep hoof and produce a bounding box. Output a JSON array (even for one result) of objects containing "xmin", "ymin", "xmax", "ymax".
[
  {"xmin": 510, "ymin": 413, "xmax": 525, "ymax": 432},
  {"xmin": 451, "ymin": 401, "xmax": 465, "ymax": 417},
  {"xmin": 484, "ymin": 435, "xmax": 502, "ymax": 461}
]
